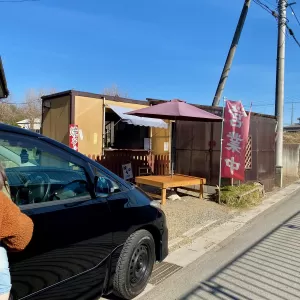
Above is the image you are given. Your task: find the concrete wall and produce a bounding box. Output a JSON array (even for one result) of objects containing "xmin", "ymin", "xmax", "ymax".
[{"xmin": 283, "ymin": 144, "xmax": 300, "ymax": 178}]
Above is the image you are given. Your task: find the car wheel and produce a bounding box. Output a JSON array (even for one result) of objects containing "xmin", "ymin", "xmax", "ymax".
[{"xmin": 113, "ymin": 229, "xmax": 155, "ymax": 299}]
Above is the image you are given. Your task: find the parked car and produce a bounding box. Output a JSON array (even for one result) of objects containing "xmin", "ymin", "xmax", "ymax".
[{"xmin": 0, "ymin": 123, "xmax": 168, "ymax": 300}]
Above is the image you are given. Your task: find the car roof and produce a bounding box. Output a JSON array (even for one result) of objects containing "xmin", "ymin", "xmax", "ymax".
[
  {"xmin": 0, "ymin": 123, "xmax": 95, "ymax": 161},
  {"xmin": 0, "ymin": 122, "xmax": 40, "ymax": 137},
  {"xmin": 0, "ymin": 123, "xmax": 88, "ymax": 158},
  {"xmin": 0, "ymin": 123, "xmax": 132, "ymax": 189}
]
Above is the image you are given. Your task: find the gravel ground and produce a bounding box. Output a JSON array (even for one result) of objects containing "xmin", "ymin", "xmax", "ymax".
[
  {"xmin": 140, "ymin": 185, "xmax": 236, "ymax": 241},
  {"xmin": 161, "ymin": 194, "xmax": 235, "ymax": 240}
]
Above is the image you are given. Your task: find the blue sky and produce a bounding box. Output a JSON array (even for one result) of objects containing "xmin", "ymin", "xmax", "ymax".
[{"xmin": 1, "ymin": 0, "xmax": 300, "ymax": 124}]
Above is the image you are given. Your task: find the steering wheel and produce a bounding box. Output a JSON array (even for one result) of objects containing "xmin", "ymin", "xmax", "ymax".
[
  {"xmin": 16, "ymin": 173, "xmax": 51, "ymax": 204},
  {"xmin": 51, "ymin": 180, "xmax": 89, "ymax": 200}
]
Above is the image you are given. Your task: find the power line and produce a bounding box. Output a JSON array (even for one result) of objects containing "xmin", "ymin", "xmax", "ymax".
[
  {"xmin": 251, "ymin": 100, "xmax": 300, "ymax": 106},
  {"xmin": 0, "ymin": 101, "xmax": 27, "ymax": 105},
  {"xmin": 0, "ymin": 0, "xmax": 39, "ymax": 2},
  {"xmin": 253, "ymin": 0, "xmax": 289, "ymax": 42},
  {"xmin": 253, "ymin": 0, "xmax": 276, "ymax": 15},
  {"xmin": 261, "ymin": 0, "xmax": 277, "ymax": 8},
  {"xmin": 286, "ymin": 23, "xmax": 300, "ymax": 47},
  {"xmin": 253, "ymin": 0, "xmax": 300, "ymax": 48},
  {"xmin": 289, "ymin": 4, "xmax": 300, "ymax": 27}
]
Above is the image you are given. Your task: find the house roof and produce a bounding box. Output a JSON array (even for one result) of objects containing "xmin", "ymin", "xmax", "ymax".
[
  {"xmin": 17, "ymin": 118, "xmax": 41, "ymax": 124},
  {"xmin": 41, "ymin": 90, "xmax": 276, "ymax": 120},
  {"xmin": 41, "ymin": 90, "xmax": 149, "ymax": 106},
  {"xmin": 283, "ymin": 124, "xmax": 300, "ymax": 131},
  {"xmin": 0, "ymin": 57, "xmax": 9, "ymax": 99}
]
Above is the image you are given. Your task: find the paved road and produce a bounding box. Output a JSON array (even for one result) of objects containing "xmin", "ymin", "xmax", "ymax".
[{"xmin": 139, "ymin": 188, "xmax": 300, "ymax": 300}]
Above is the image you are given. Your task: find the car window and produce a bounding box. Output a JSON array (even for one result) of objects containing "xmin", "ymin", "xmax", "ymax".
[
  {"xmin": 0, "ymin": 133, "xmax": 91, "ymax": 206},
  {"xmin": 90, "ymin": 165, "xmax": 122, "ymax": 197}
]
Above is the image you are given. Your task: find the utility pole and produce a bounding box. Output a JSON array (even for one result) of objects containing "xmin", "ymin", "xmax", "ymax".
[
  {"xmin": 275, "ymin": 0, "xmax": 287, "ymax": 188},
  {"xmin": 212, "ymin": 0, "xmax": 252, "ymax": 106}
]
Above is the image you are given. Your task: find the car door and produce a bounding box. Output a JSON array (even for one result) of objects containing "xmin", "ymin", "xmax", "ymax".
[
  {"xmin": 89, "ymin": 164, "xmax": 158, "ymax": 282},
  {"xmin": 0, "ymin": 132, "xmax": 113, "ymax": 300}
]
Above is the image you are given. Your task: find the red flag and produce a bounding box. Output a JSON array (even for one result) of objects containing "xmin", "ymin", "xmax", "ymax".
[
  {"xmin": 69, "ymin": 124, "xmax": 79, "ymax": 151},
  {"xmin": 221, "ymin": 100, "xmax": 251, "ymax": 181}
]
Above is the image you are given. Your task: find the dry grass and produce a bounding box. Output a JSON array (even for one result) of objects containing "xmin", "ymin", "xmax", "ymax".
[
  {"xmin": 220, "ymin": 183, "xmax": 263, "ymax": 208},
  {"xmin": 284, "ymin": 132, "xmax": 300, "ymax": 144}
]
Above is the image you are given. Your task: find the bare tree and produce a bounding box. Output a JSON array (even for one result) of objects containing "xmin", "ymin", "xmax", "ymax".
[
  {"xmin": 20, "ymin": 88, "xmax": 56, "ymax": 129},
  {"xmin": 0, "ymin": 95, "xmax": 23, "ymax": 126},
  {"xmin": 102, "ymin": 84, "xmax": 128, "ymax": 98}
]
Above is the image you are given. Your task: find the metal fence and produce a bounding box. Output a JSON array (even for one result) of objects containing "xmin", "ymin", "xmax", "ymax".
[{"xmin": 174, "ymin": 106, "xmax": 276, "ymax": 191}]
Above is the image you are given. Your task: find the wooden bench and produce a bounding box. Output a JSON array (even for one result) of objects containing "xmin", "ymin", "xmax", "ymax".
[{"xmin": 135, "ymin": 174, "xmax": 206, "ymax": 205}]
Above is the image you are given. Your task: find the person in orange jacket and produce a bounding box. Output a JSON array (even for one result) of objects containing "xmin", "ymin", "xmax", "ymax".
[{"xmin": 0, "ymin": 164, "xmax": 34, "ymax": 300}]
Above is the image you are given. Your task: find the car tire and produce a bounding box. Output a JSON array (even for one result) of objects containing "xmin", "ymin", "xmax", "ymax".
[{"xmin": 113, "ymin": 229, "xmax": 155, "ymax": 299}]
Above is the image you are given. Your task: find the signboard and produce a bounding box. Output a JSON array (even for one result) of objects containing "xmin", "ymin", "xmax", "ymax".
[
  {"xmin": 69, "ymin": 124, "xmax": 79, "ymax": 151},
  {"xmin": 221, "ymin": 100, "xmax": 251, "ymax": 181},
  {"xmin": 122, "ymin": 163, "xmax": 133, "ymax": 180}
]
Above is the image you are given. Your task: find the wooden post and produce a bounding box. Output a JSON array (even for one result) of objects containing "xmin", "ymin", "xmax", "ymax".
[
  {"xmin": 199, "ymin": 180, "xmax": 204, "ymax": 199},
  {"xmin": 161, "ymin": 188, "xmax": 167, "ymax": 205}
]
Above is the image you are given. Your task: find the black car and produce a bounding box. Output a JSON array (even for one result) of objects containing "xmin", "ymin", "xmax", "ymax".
[{"xmin": 0, "ymin": 123, "xmax": 168, "ymax": 300}]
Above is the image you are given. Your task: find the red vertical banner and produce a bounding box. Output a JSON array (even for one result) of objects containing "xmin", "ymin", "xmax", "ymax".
[
  {"xmin": 221, "ymin": 100, "xmax": 251, "ymax": 181},
  {"xmin": 69, "ymin": 124, "xmax": 79, "ymax": 151}
]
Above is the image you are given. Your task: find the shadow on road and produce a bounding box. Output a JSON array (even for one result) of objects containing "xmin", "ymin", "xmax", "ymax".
[{"xmin": 181, "ymin": 211, "xmax": 300, "ymax": 300}]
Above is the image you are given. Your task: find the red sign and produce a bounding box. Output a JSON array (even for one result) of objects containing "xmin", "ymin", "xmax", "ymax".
[
  {"xmin": 221, "ymin": 101, "xmax": 251, "ymax": 181},
  {"xmin": 69, "ymin": 124, "xmax": 79, "ymax": 151}
]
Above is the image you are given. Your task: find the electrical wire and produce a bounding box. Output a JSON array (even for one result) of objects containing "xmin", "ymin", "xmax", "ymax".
[
  {"xmin": 253, "ymin": 0, "xmax": 276, "ymax": 15},
  {"xmin": 286, "ymin": 23, "xmax": 300, "ymax": 47},
  {"xmin": 253, "ymin": 0, "xmax": 300, "ymax": 48},
  {"xmin": 0, "ymin": 101, "xmax": 26, "ymax": 105},
  {"xmin": 0, "ymin": 0, "xmax": 39, "ymax": 2},
  {"xmin": 251, "ymin": 101, "xmax": 300, "ymax": 107},
  {"xmin": 262, "ymin": 0, "xmax": 277, "ymax": 8},
  {"xmin": 289, "ymin": 5, "xmax": 300, "ymax": 27},
  {"xmin": 253, "ymin": 0, "xmax": 290, "ymax": 50}
]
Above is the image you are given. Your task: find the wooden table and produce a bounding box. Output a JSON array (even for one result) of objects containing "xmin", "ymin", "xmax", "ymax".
[{"xmin": 135, "ymin": 174, "xmax": 206, "ymax": 205}]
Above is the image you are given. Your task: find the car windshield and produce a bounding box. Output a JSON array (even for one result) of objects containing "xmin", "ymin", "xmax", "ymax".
[{"xmin": 0, "ymin": 136, "xmax": 76, "ymax": 170}]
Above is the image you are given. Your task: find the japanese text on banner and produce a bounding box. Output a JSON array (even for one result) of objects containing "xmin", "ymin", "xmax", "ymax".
[
  {"xmin": 69, "ymin": 124, "xmax": 79, "ymax": 151},
  {"xmin": 221, "ymin": 101, "xmax": 251, "ymax": 181}
]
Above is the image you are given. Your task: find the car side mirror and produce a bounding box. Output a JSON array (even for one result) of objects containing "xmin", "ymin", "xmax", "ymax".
[{"xmin": 94, "ymin": 176, "xmax": 115, "ymax": 196}]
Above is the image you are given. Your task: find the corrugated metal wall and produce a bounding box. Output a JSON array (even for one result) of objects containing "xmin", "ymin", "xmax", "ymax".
[{"xmin": 174, "ymin": 107, "xmax": 276, "ymax": 191}]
